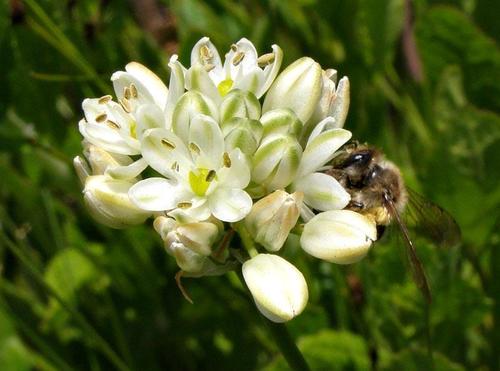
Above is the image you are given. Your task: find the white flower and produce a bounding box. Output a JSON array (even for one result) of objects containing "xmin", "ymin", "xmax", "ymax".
[
  {"xmin": 185, "ymin": 37, "xmax": 283, "ymax": 102},
  {"xmin": 242, "ymin": 254, "xmax": 308, "ymax": 322},
  {"xmin": 300, "ymin": 210, "xmax": 377, "ymax": 264},
  {"xmin": 290, "ymin": 120, "xmax": 352, "ymax": 219},
  {"xmin": 129, "ymin": 113, "xmax": 253, "ymax": 222},
  {"xmin": 262, "ymin": 57, "xmax": 323, "ymax": 124},
  {"xmin": 245, "ymin": 190, "xmax": 303, "ymax": 252}
]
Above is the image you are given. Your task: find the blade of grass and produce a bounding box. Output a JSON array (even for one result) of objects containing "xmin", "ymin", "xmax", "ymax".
[{"xmin": 0, "ymin": 232, "xmax": 131, "ymax": 371}]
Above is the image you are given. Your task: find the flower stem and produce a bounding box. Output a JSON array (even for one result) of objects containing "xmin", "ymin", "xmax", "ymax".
[{"xmin": 264, "ymin": 320, "xmax": 311, "ymax": 371}]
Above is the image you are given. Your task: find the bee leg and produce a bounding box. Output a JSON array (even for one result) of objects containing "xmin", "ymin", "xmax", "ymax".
[
  {"xmin": 376, "ymin": 225, "xmax": 386, "ymax": 239},
  {"xmin": 348, "ymin": 200, "xmax": 364, "ymax": 210}
]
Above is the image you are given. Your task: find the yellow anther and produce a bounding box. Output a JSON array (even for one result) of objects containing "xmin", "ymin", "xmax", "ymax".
[
  {"xmin": 120, "ymin": 98, "xmax": 131, "ymax": 113},
  {"xmin": 177, "ymin": 202, "xmax": 192, "ymax": 209},
  {"xmin": 98, "ymin": 95, "xmax": 112, "ymax": 104},
  {"xmin": 204, "ymin": 63, "xmax": 216, "ymax": 72},
  {"xmin": 189, "ymin": 142, "xmax": 201, "ymax": 155},
  {"xmin": 230, "ymin": 44, "xmax": 238, "ymax": 52},
  {"xmin": 124, "ymin": 86, "xmax": 131, "ymax": 100},
  {"xmin": 205, "ymin": 170, "xmax": 216, "ymax": 182},
  {"xmin": 161, "ymin": 138, "xmax": 176, "ymax": 149},
  {"xmin": 223, "ymin": 152, "xmax": 231, "ymax": 167},
  {"xmin": 232, "ymin": 51, "xmax": 245, "ymax": 66},
  {"xmin": 95, "ymin": 113, "xmax": 107, "ymax": 123},
  {"xmin": 130, "ymin": 83, "xmax": 138, "ymax": 98},
  {"xmin": 200, "ymin": 44, "xmax": 212, "ymax": 61},
  {"xmin": 257, "ymin": 53, "xmax": 275, "ymax": 67},
  {"xmin": 106, "ymin": 120, "xmax": 121, "ymax": 130}
]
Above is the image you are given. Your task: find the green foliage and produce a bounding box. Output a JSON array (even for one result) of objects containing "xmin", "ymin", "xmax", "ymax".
[{"xmin": 0, "ymin": 0, "xmax": 499, "ymax": 370}]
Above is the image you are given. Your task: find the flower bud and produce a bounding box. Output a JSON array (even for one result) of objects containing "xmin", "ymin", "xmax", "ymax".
[
  {"xmin": 221, "ymin": 117, "xmax": 263, "ymax": 155},
  {"xmin": 300, "ymin": 210, "xmax": 377, "ymax": 264},
  {"xmin": 154, "ymin": 215, "xmax": 222, "ymax": 274},
  {"xmin": 154, "ymin": 215, "xmax": 220, "ymax": 256},
  {"xmin": 262, "ymin": 57, "xmax": 322, "ymax": 123},
  {"xmin": 243, "ymin": 254, "xmax": 308, "ymax": 322},
  {"xmin": 260, "ymin": 109, "xmax": 302, "ymax": 141},
  {"xmin": 245, "ymin": 190, "xmax": 303, "ymax": 252},
  {"xmin": 219, "ymin": 90, "xmax": 261, "ymax": 124},
  {"xmin": 251, "ymin": 135, "xmax": 302, "ymax": 191},
  {"xmin": 171, "ymin": 91, "xmax": 219, "ymax": 143},
  {"xmin": 83, "ymin": 175, "xmax": 150, "ymax": 229}
]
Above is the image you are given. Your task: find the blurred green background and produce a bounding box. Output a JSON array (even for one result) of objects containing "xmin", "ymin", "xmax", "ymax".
[{"xmin": 1, "ymin": 0, "xmax": 499, "ymax": 370}]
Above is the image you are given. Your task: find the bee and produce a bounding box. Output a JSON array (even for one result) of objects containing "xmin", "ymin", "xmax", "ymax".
[{"xmin": 327, "ymin": 143, "xmax": 461, "ymax": 303}]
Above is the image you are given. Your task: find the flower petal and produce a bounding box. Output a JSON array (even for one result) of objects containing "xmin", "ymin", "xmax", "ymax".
[
  {"xmin": 300, "ymin": 210, "xmax": 377, "ymax": 264},
  {"xmin": 297, "ymin": 127, "xmax": 352, "ymax": 177},
  {"xmin": 129, "ymin": 177, "xmax": 179, "ymax": 211},
  {"xmin": 136, "ymin": 104, "xmax": 166, "ymax": 139},
  {"xmin": 256, "ymin": 44, "xmax": 283, "ymax": 98},
  {"xmin": 292, "ymin": 172, "xmax": 350, "ymax": 211},
  {"xmin": 190, "ymin": 37, "xmax": 222, "ymax": 75},
  {"xmin": 125, "ymin": 62, "xmax": 168, "ymax": 108},
  {"xmin": 188, "ymin": 114, "xmax": 224, "ymax": 168},
  {"xmin": 242, "ymin": 254, "xmax": 308, "ymax": 322},
  {"xmin": 185, "ymin": 64, "xmax": 221, "ymax": 104},
  {"xmin": 141, "ymin": 128, "xmax": 191, "ymax": 176},
  {"xmin": 216, "ymin": 148, "xmax": 251, "ymax": 189},
  {"xmin": 165, "ymin": 55, "xmax": 186, "ymax": 125},
  {"xmin": 79, "ymin": 119, "xmax": 140, "ymax": 155},
  {"xmin": 209, "ymin": 187, "xmax": 252, "ymax": 222},
  {"xmin": 105, "ymin": 158, "xmax": 148, "ymax": 180}
]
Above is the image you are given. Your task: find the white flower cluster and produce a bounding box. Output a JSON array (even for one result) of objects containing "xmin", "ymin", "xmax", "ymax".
[{"xmin": 74, "ymin": 37, "xmax": 377, "ymax": 322}]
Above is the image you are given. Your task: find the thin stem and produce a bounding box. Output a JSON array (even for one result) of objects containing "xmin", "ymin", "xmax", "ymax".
[{"xmin": 264, "ymin": 320, "xmax": 310, "ymax": 371}]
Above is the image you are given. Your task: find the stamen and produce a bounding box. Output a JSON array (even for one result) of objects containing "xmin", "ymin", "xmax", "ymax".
[
  {"xmin": 161, "ymin": 138, "xmax": 176, "ymax": 149},
  {"xmin": 205, "ymin": 170, "xmax": 216, "ymax": 182},
  {"xmin": 95, "ymin": 113, "xmax": 107, "ymax": 123},
  {"xmin": 230, "ymin": 44, "xmax": 238, "ymax": 52},
  {"xmin": 119, "ymin": 98, "xmax": 131, "ymax": 113},
  {"xmin": 106, "ymin": 120, "xmax": 121, "ymax": 130},
  {"xmin": 123, "ymin": 86, "xmax": 131, "ymax": 100},
  {"xmin": 98, "ymin": 95, "xmax": 112, "ymax": 104},
  {"xmin": 204, "ymin": 63, "xmax": 216, "ymax": 72},
  {"xmin": 130, "ymin": 83, "xmax": 138, "ymax": 98},
  {"xmin": 200, "ymin": 44, "xmax": 212, "ymax": 62},
  {"xmin": 232, "ymin": 51, "xmax": 245, "ymax": 66},
  {"xmin": 223, "ymin": 152, "xmax": 231, "ymax": 167},
  {"xmin": 257, "ymin": 53, "xmax": 275, "ymax": 67},
  {"xmin": 177, "ymin": 201, "xmax": 192, "ymax": 209},
  {"xmin": 189, "ymin": 142, "xmax": 200, "ymax": 155},
  {"xmin": 171, "ymin": 161, "xmax": 179, "ymax": 171}
]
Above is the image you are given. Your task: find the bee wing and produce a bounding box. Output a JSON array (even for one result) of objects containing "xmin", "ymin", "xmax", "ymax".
[
  {"xmin": 405, "ymin": 188, "xmax": 461, "ymax": 248},
  {"xmin": 384, "ymin": 193, "xmax": 432, "ymax": 303}
]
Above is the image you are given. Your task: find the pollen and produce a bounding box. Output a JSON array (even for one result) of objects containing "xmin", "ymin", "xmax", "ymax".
[
  {"xmin": 98, "ymin": 95, "xmax": 112, "ymax": 104},
  {"xmin": 189, "ymin": 168, "xmax": 214, "ymax": 196},
  {"xmin": 223, "ymin": 152, "xmax": 231, "ymax": 168},
  {"xmin": 130, "ymin": 83, "xmax": 138, "ymax": 98},
  {"xmin": 161, "ymin": 138, "xmax": 176, "ymax": 149},
  {"xmin": 120, "ymin": 98, "xmax": 131, "ymax": 113},
  {"xmin": 232, "ymin": 51, "xmax": 245, "ymax": 66},
  {"xmin": 123, "ymin": 86, "xmax": 131, "ymax": 100},
  {"xmin": 257, "ymin": 53, "xmax": 275, "ymax": 67},
  {"xmin": 106, "ymin": 120, "xmax": 121, "ymax": 130},
  {"xmin": 95, "ymin": 113, "xmax": 107, "ymax": 123},
  {"xmin": 177, "ymin": 201, "xmax": 192, "ymax": 209},
  {"xmin": 189, "ymin": 142, "xmax": 201, "ymax": 155}
]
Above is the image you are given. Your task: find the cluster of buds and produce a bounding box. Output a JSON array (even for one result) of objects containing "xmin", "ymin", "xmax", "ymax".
[{"xmin": 74, "ymin": 37, "xmax": 377, "ymax": 322}]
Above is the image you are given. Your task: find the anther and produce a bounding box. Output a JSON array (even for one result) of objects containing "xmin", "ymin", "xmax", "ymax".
[
  {"xmin": 204, "ymin": 63, "xmax": 216, "ymax": 72},
  {"xmin": 119, "ymin": 98, "xmax": 131, "ymax": 113},
  {"xmin": 177, "ymin": 202, "xmax": 192, "ymax": 209},
  {"xmin": 230, "ymin": 44, "xmax": 238, "ymax": 52},
  {"xmin": 171, "ymin": 161, "xmax": 179, "ymax": 171},
  {"xmin": 257, "ymin": 53, "xmax": 275, "ymax": 67},
  {"xmin": 98, "ymin": 95, "xmax": 112, "ymax": 104},
  {"xmin": 189, "ymin": 142, "xmax": 200, "ymax": 155},
  {"xmin": 205, "ymin": 170, "xmax": 216, "ymax": 182},
  {"xmin": 123, "ymin": 86, "xmax": 131, "ymax": 100},
  {"xmin": 232, "ymin": 51, "xmax": 245, "ymax": 66},
  {"xmin": 95, "ymin": 113, "xmax": 107, "ymax": 123},
  {"xmin": 130, "ymin": 83, "xmax": 138, "ymax": 98},
  {"xmin": 223, "ymin": 152, "xmax": 231, "ymax": 167},
  {"xmin": 161, "ymin": 138, "xmax": 176, "ymax": 149},
  {"xmin": 106, "ymin": 120, "xmax": 121, "ymax": 130},
  {"xmin": 200, "ymin": 45, "xmax": 212, "ymax": 61}
]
